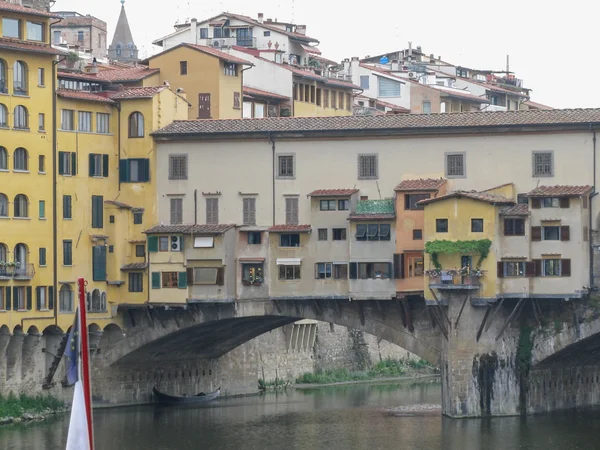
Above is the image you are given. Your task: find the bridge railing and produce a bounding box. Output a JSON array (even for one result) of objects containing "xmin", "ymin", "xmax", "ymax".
[{"xmin": 428, "ymin": 272, "xmax": 482, "ymax": 288}]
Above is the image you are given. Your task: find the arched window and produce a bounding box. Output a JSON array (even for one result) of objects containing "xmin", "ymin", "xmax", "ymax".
[
  {"xmin": 116, "ymin": 43, "xmax": 122, "ymax": 56},
  {"xmin": 14, "ymin": 194, "xmax": 28, "ymax": 218},
  {"xmin": 90, "ymin": 289, "xmax": 105, "ymax": 312},
  {"xmin": 128, "ymin": 112, "xmax": 144, "ymax": 138},
  {"xmin": 0, "ymin": 194, "xmax": 7, "ymax": 217},
  {"xmin": 13, "ymin": 148, "xmax": 28, "ymax": 171},
  {"xmin": 13, "ymin": 61, "xmax": 28, "ymax": 94},
  {"xmin": 0, "ymin": 147, "xmax": 7, "ymax": 170},
  {"xmin": 14, "ymin": 106, "xmax": 28, "ymax": 129},
  {"xmin": 59, "ymin": 285, "xmax": 73, "ymax": 312},
  {"xmin": 0, "ymin": 243, "xmax": 6, "ymax": 278},
  {"xmin": 0, "ymin": 104, "xmax": 7, "ymax": 127},
  {"xmin": 0, "ymin": 59, "xmax": 6, "ymax": 93},
  {"xmin": 14, "ymin": 243, "xmax": 27, "ymax": 266}
]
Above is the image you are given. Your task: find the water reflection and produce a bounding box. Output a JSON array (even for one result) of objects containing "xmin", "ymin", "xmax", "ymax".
[{"xmin": 2, "ymin": 380, "xmax": 600, "ymax": 450}]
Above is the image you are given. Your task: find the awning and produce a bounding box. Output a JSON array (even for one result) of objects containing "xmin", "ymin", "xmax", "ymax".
[
  {"xmin": 301, "ymin": 44, "xmax": 321, "ymax": 55},
  {"xmin": 194, "ymin": 236, "xmax": 214, "ymax": 248},
  {"xmin": 239, "ymin": 257, "xmax": 266, "ymax": 262},
  {"xmin": 277, "ymin": 258, "xmax": 302, "ymax": 266}
]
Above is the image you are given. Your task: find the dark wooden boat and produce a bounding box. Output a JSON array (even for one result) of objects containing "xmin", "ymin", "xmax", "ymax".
[{"xmin": 152, "ymin": 386, "xmax": 221, "ymax": 405}]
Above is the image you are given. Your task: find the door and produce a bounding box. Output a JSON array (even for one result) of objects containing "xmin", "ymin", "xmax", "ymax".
[
  {"xmin": 461, "ymin": 256, "xmax": 472, "ymax": 284},
  {"xmin": 198, "ymin": 93, "xmax": 211, "ymax": 119}
]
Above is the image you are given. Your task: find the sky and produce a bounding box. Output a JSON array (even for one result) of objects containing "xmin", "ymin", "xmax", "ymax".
[{"xmin": 51, "ymin": 0, "xmax": 599, "ymax": 109}]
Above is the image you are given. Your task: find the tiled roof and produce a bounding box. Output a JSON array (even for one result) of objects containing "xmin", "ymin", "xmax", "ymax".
[
  {"xmin": 144, "ymin": 224, "xmax": 235, "ymax": 234},
  {"xmin": 418, "ymin": 190, "xmax": 513, "ymax": 206},
  {"xmin": 527, "ymin": 185, "xmax": 593, "ymax": 197},
  {"xmin": 110, "ymin": 86, "xmax": 168, "ymax": 100},
  {"xmin": 356, "ymin": 95, "xmax": 410, "ymax": 113},
  {"xmin": 266, "ymin": 225, "xmax": 312, "ymax": 233},
  {"xmin": 0, "ymin": 38, "xmax": 64, "ymax": 56},
  {"xmin": 243, "ymin": 86, "xmax": 290, "ymax": 101},
  {"xmin": 0, "ymin": 2, "xmax": 61, "ymax": 18},
  {"xmin": 348, "ymin": 213, "xmax": 396, "ymax": 221},
  {"xmin": 308, "ymin": 189, "xmax": 359, "ymax": 197},
  {"xmin": 121, "ymin": 262, "xmax": 148, "ymax": 271},
  {"xmin": 394, "ymin": 178, "xmax": 446, "ymax": 192},
  {"xmin": 152, "ymin": 109, "xmax": 600, "ymax": 137},
  {"xmin": 57, "ymin": 90, "xmax": 116, "ymax": 104},
  {"xmin": 105, "ymin": 200, "xmax": 134, "ymax": 209},
  {"xmin": 524, "ymin": 100, "xmax": 553, "ymax": 110},
  {"xmin": 435, "ymin": 87, "xmax": 490, "ymax": 104},
  {"xmin": 283, "ymin": 64, "xmax": 360, "ymax": 89},
  {"xmin": 500, "ymin": 204, "xmax": 530, "ymax": 216},
  {"xmin": 223, "ymin": 12, "xmax": 319, "ymax": 44},
  {"xmin": 181, "ymin": 43, "xmax": 254, "ymax": 65},
  {"xmin": 459, "ymin": 77, "xmax": 527, "ymax": 98},
  {"xmin": 58, "ymin": 67, "xmax": 160, "ymax": 83}
]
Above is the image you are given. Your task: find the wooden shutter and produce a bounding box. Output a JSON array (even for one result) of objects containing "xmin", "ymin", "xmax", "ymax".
[
  {"xmin": 102, "ymin": 154, "xmax": 109, "ymax": 177},
  {"xmin": 525, "ymin": 262, "xmax": 535, "ymax": 277},
  {"xmin": 92, "ymin": 196, "xmax": 103, "ymax": 228},
  {"xmin": 206, "ymin": 198, "xmax": 219, "ymax": 225},
  {"xmin": 151, "ymin": 272, "xmax": 161, "ymax": 289},
  {"xmin": 186, "ymin": 268, "xmax": 194, "ymax": 286},
  {"xmin": 533, "ymin": 259, "xmax": 542, "ymax": 277},
  {"xmin": 286, "ymin": 197, "xmax": 299, "ymax": 225},
  {"xmin": 48, "ymin": 286, "xmax": 53, "ymax": 310},
  {"xmin": 178, "ymin": 271, "xmax": 187, "ymax": 289},
  {"xmin": 92, "ymin": 246, "xmax": 107, "ymax": 281},
  {"xmin": 243, "ymin": 198, "xmax": 256, "ymax": 225},
  {"xmin": 497, "ymin": 262, "xmax": 504, "ymax": 278},
  {"xmin": 148, "ymin": 236, "xmax": 158, "ymax": 252},
  {"xmin": 26, "ymin": 286, "xmax": 32, "ymax": 310},
  {"xmin": 393, "ymin": 254, "xmax": 404, "ymax": 279},
  {"xmin": 58, "ymin": 151, "xmax": 65, "ymax": 175},
  {"xmin": 216, "ymin": 267, "xmax": 224, "ymax": 286},
  {"xmin": 5, "ymin": 286, "xmax": 11, "ymax": 310},
  {"xmin": 561, "ymin": 259, "xmax": 571, "ymax": 277},
  {"xmin": 71, "ymin": 152, "xmax": 77, "ymax": 175},
  {"xmin": 13, "ymin": 287, "xmax": 18, "ymax": 310},
  {"xmin": 119, "ymin": 159, "xmax": 129, "ymax": 182},
  {"xmin": 198, "ymin": 93, "xmax": 211, "ymax": 119},
  {"xmin": 531, "ymin": 226, "xmax": 542, "ymax": 241},
  {"xmin": 142, "ymin": 159, "xmax": 150, "ymax": 182},
  {"xmin": 560, "ymin": 226, "xmax": 570, "ymax": 241},
  {"xmin": 36, "ymin": 287, "xmax": 41, "ymax": 311},
  {"xmin": 559, "ymin": 197, "xmax": 570, "ymax": 208},
  {"xmin": 531, "ymin": 198, "xmax": 541, "ymax": 209},
  {"xmin": 349, "ymin": 262, "xmax": 358, "ymax": 279},
  {"xmin": 89, "ymin": 153, "xmax": 95, "ymax": 177}
]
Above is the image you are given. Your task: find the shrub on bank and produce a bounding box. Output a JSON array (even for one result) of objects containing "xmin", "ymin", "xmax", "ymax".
[{"xmin": 0, "ymin": 393, "xmax": 64, "ymax": 419}]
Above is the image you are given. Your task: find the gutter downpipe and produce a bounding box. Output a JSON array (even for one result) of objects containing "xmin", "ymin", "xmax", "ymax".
[
  {"xmin": 268, "ymin": 131, "xmax": 276, "ymax": 226},
  {"xmin": 194, "ymin": 189, "xmax": 198, "ymax": 224},
  {"xmin": 590, "ymin": 125, "xmax": 597, "ymax": 288}
]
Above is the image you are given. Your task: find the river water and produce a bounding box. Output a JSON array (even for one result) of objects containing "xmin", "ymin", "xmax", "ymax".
[{"xmin": 2, "ymin": 380, "xmax": 600, "ymax": 450}]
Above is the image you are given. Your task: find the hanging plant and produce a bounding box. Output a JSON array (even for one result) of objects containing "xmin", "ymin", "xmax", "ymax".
[{"xmin": 424, "ymin": 239, "xmax": 492, "ymax": 270}]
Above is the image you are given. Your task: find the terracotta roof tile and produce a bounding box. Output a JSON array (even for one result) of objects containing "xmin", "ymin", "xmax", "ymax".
[
  {"xmin": 104, "ymin": 200, "xmax": 134, "ymax": 209},
  {"xmin": 266, "ymin": 224, "xmax": 312, "ymax": 232},
  {"xmin": 527, "ymin": 185, "xmax": 592, "ymax": 197},
  {"xmin": 144, "ymin": 224, "xmax": 235, "ymax": 234},
  {"xmin": 144, "ymin": 225, "xmax": 191, "ymax": 234},
  {"xmin": 500, "ymin": 204, "xmax": 530, "ymax": 216},
  {"xmin": 58, "ymin": 67, "xmax": 160, "ymax": 83},
  {"xmin": 348, "ymin": 213, "xmax": 396, "ymax": 221},
  {"xmin": 243, "ymin": 86, "xmax": 290, "ymax": 101},
  {"xmin": 283, "ymin": 64, "xmax": 359, "ymax": 89},
  {"xmin": 121, "ymin": 262, "xmax": 148, "ymax": 271},
  {"xmin": 394, "ymin": 178, "xmax": 446, "ymax": 192},
  {"xmin": 182, "ymin": 43, "xmax": 254, "ymax": 65},
  {"xmin": 419, "ymin": 190, "xmax": 513, "ymax": 206},
  {"xmin": 0, "ymin": 38, "xmax": 64, "ymax": 56},
  {"xmin": 110, "ymin": 86, "xmax": 168, "ymax": 99},
  {"xmin": 223, "ymin": 12, "xmax": 319, "ymax": 44},
  {"xmin": 57, "ymin": 89, "xmax": 116, "ymax": 104},
  {"xmin": 0, "ymin": 2, "xmax": 61, "ymax": 18},
  {"xmin": 524, "ymin": 100, "xmax": 553, "ymax": 110},
  {"xmin": 435, "ymin": 87, "xmax": 490, "ymax": 104},
  {"xmin": 308, "ymin": 189, "xmax": 359, "ymax": 197},
  {"xmin": 152, "ymin": 109, "xmax": 600, "ymax": 137}
]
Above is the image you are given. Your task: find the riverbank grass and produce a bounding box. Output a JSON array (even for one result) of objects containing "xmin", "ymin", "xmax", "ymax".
[{"xmin": 0, "ymin": 393, "xmax": 64, "ymax": 419}]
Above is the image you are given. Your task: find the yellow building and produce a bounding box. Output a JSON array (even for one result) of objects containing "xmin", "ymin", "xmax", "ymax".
[
  {"xmin": 0, "ymin": 2, "xmax": 63, "ymax": 333},
  {"xmin": 145, "ymin": 43, "xmax": 253, "ymax": 120},
  {"xmin": 420, "ymin": 184, "xmax": 515, "ymax": 301}
]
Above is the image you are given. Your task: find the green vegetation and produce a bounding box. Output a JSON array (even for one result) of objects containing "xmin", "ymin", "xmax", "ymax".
[
  {"xmin": 516, "ymin": 326, "xmax": 534, "ymax": 374},
  {"xmin": 553, "ymin": 319, "xmax": 563, "ymax": 333},
  {"xmin": 425, "ymin": 239, "xmax": 492, "ymax": 269},
  {"xmin": 0, "ymin": 393, "xmax": 63, "ymax": 419},
  {"xmin": 296, "ymin": 358, "xmax": 433, "ymax": 385}
]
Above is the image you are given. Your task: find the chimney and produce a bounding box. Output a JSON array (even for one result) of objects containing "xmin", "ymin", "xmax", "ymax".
[
  {"xmin": 408, "ymin": 41, "xmax": 413, "ymax": 57},
  {"xmin": 266, "ymin": 18, "xmax": 272, "ymax": 23},
  {"xmin": 343, "ymin": 58, "xmax": 351, "ymax": 73},
  {"xmin": 190, "ymin": 18, "xmax": 198, "ymax": 44},
  {"xmin": 430, "ymin": 53, "xmax": 435, "ymax": 61},
  {"xmin": 296, "ymin": 25, "xmax": 307, "ymax": 35},
  {"xmin": 350, "ymin": 56, "xmax": 360, "ymax": 76},
  {"xmin": 89, "ymin": 57, "xmax": 99, "ymax": 74},
  {"xmin": 416, "ymin": 46, "xmax": 422, "ymax": 53},
  {"xmin": 258, "ymin": 13, "xmax": 264, "ymax": 23},
  {"xmin": 391, "ymin": 59, "xmax": 399, "ymax": 71}
]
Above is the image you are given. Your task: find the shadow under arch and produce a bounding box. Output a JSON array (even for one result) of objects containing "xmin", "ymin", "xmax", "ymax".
[{"xmin": 22, "ymin": 325, "xmax": 42, "ymax": 379}]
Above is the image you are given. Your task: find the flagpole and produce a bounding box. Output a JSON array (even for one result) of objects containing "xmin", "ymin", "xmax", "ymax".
[{"xmin": 78, "ymin": 278, "xmax": 95, "ymax": 450}]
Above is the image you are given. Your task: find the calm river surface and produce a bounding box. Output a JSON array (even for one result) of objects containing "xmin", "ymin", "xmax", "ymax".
[{"xmin": 2, "ymin": 380, "xmax": 600, "ymax": 449}]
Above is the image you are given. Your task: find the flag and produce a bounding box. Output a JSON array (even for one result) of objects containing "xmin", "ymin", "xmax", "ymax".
[
  {"xmin": 66, "ymin": 380, "xmax": 90, "ymax": 450},
  {"xmin": 64, "ymin": 308, "xmax": 79, "ymax": 387}
]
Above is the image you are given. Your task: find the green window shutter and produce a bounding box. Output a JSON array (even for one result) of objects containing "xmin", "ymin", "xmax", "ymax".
[
  {"xmin": 36, "ymin": 287, "xmax": 41, "ymax": 310},
  {"xmin": 89, "ymin": 153, "xmax": 95, "ymax": 177},
  {"xmin": 151, "ymin": 272, "xmax": 161, "ymax": 289},
  {"xmin": 48, "ymin": 286, "xmax": 54, "ymax": 310},
  {"xmin": 148, "ymin": 236, "xmax": 158, "ymax": 252},
  {"xmin": 178, "ymin": 271, "xmax": 187, "ymax": 289},
  {"xmin": 142, "ymin": 159, "xmax": 150, "ymax": 182},
  {"xmin": 39, "ymin": 200, "xmax": 45, "ymax": 218},
  {"xmin": 119, "ymin": 159, "xmax": 129, "ymax": 182},
  {"xmin": 103, "ymin": 154, "xmax": 109, "ymax": 177},
  {"xmin": 26, "ymin": 286, "xmax": 32, "ymax": 310},
  {"xmin": 92, "ymin": 196, "xmax": 103, "ymax": 228},
  {"xmin": 92, "ymin": 246, "xmax": 107, "ymax": 281},
  {"xmin": 58, "ymin": 152, "xmax": 65, "ymax": 175},
  {"xmin": 349, "ymin": 262, "xmax": 358, "ymax": 279},
  {"xmin": 5, "ymin": 286, "xmax": 10, "ymax": 310},
  {"xmin": 71, "ymin": 152, "xmax": 77, "ymax": 175},
  {"xmin": 13, "ymin": 287, "xmax": 18, "ymax": 310}
]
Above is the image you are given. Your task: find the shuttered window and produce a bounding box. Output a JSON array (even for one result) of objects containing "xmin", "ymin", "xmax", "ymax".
[
  {"xmin": 170, "ymin": 198, "xmax": 183, "ymax": 225},
  {"xmin": 92, "ymin": 245, "xmax": 107, "ymax": 281},
  {"xmin": 285, "ymin": 197, "xmax": 299, "ymax": 225},
  {"xmin": 89, "ymin": 154, "xmax": 109, "ymax": 178},
  {"xmin": 119, "ymin": 158, "xmax": 150, "ymax": 183},
  {"xmin": 242, "ymin": 198, "xmax": 256, "ymax": 225},
  {"xmin": 39, "ymin": 248, "xmax": 46, "ymax": 266},
  {"xmin": 63, "ymin": 240, "xmax": 72, "ymax": 266},
  {"xmin": 91, "ymin": 195, "xmax": 103, "ymax": 228},
  {"xmin": 78, "ymin": 111, "xmax": 92, "ymax": 132},
  {"xmin": 58, "ymin": 152, "xmax": 77, "ymax": 176},
  {"xmin": 129, "ymin": 273, "xmax": 143, "ymax": 292},
  {"xmin": 277, "ymin": 155, "xmax": 294, "ymax": 178},
  {"xmin": 377, "ymin": 77, "xmax": 401, "ymax": 97},
  {"xmin": 169, "ymin": 154, "xmax": 188, "ymax": 180},
  {"xmin": 63, "ymin": 195, "xmax": 72, "ymax": 219},
  {"xmin": 532, "ymin": 151, "xmax": 554, "ymax": 177},
  {"xmin": 206, "ymin": 198, "xmax": 219, "ymax": 224}
]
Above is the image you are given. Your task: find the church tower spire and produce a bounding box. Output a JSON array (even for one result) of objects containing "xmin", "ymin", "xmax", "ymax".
[{"xmin": 108, "ymin": 0, "xmax": 139, "ymax": 63}]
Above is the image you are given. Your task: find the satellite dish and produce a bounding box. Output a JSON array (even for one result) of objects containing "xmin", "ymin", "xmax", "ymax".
[{"xmin": 380, "ymin": 56, "xmax": 389, "ymax": 64}]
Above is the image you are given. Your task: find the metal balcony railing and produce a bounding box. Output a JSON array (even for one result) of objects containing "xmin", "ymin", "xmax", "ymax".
[
  {"xmin": 428, "ymin": 272, "xmax": 482, "ymax": 289},
  {"xmin": 12, "ymin": 263, "xmax": 35, "ymax": 280}
]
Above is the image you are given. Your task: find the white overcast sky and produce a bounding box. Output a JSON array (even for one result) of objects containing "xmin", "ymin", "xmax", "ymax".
[{"xmin": 52, "ymin": 0, "xmax": 597, "ymax": 109}]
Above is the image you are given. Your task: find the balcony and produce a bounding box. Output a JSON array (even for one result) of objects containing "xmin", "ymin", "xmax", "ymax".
[
  {"xmin": 427, "ymin": 271, "xmax": 482, "ymax": 290},
  {"xmin": 197, "ymin": 37, "xmax": 257, "ymax": 49},
  {"xmin": 12, "ymin": 264, "xmax": 35, "ymax": 280}
]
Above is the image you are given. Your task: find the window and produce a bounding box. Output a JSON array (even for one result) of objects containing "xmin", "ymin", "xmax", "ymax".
[
  {"xmin": 200, "ymin": 28, "xmax": 208, "ymax": 38},
  {"xmin": 333, "ymin": 228, "xmax": 346, "ymax": 241},
  {"xmin": 436, "ymin": 219, "xmax": 448, "ymax": 233},
  {"xmin": 37, "ymin": 67, "xmax": 45, "ymax": 86},
  {"xmin": 39, "ymin": 248, "xmax": 46, "ymax": 266},
  {"xmin": 161, "ymin": 272, "xmax": 179, "ymax": 288},
  {"xmin": 471, "ymin": 219, "xmax": 484, "ymax": 232},
  {"xmin": 2, "ymin": 18, "xmax": 20, "ymax": 38},
  {"xmin": 279, "ymin": 265, "xmax": 301, "ymax": 280},
  {"xmin": 242, "ymin": 263, "xmax": 263, "ymax": 284},
  {"xmin": 0, "ymin": 105, "xmax": 6, "ymax": 127},
  {"xmin": 14, "ymin": 194, "xmax": 28, "ymax": 218},
  {"xmin": 206, "ymin": 198, "xmax": 219, "ymax": 224},
  {"xmin": 320, "ymin": 200, "xmax": 336, "ymax": 211},
  {"xmin": 280, "ymin": 234, "xmax": 300, "ymax": 247},
  {"xmin": 170, "ymin": 198, "xmax": 183, "ymax": 225},
  {"xmin": 63, "ymin": 240, "xmax": 72, "ymax": 266},
  {"xmin": 39, "ymin": 200, "xmax": 45, "ymax": 219},
  {"xmin": 543, "ymin": 259, "xmax": 561, "ymax": 277},
  {"xmin": 422, "ymin": 101, "xmax": 432, "ymax": 114},
  {"xmin": 97, "ymin": 113, "xmax": 109, "ymax": 134},
  {"xmin": 119, "ymin": 158, "xmax": 150, "ymax": 182},
  {"xmin": 504, "ymin": 218, "xmax": 525, "ymax": 236},
  {"xmin": 360, "ymin": 75, "xmax": 370, "ymax": 89},
  {"xmin": 316, "ymin": 88, "xmax": 322, "ymax": 106},
  {"xmin": 58, "ymin": 151, "xmax": 77, "ymax": 176},
  {"xmin": 135, "ymin": 244, "xmax": 145, "ymax": 257},
  {"xmin": 133, "ymin": 211, "xmax": 143, "ymax": 225},
  {"xmin": 0, "ymin": 289, "xmax": 3, "ymax": 310},
  {"xmin": 61, "ymin": 109, "xmax": 74, "ymax": 130},
  {"xmin": 36, "ymin": 287, "xmax": 47, "ymax": 310},
  {"xmin": 89, "ymin": 153, "xmax": 108, "ymax": 177},
  {"xmin": 413, "ymin": 229, "xmax": 423, "ymax": 240},
  {"xmin": 263, "ymin": 31, "xmax": 270, "ymax": 36},
  {"xmin": 224, "ymin": 63, "xmax": 237, "ymax": 76},
  {"xmin": 38, "ymin": 113, "xmax": 45, "ymax": 131},
  {"xmin": 404, "ymin": 194, "xmax": 430, "ymax": 210},
  {"xmin": 356, "ymin": 262, "xmax": 392, "ymax": 279},
  {"xmin": 53, "ymin": 30, "xmax": 61, "ymax": 43},
  {"xmin": 59, "ymin": 285, "xmax": 73, "ymax": 312},
  {"xmin": 12, "ymin": 286, "xmax": 26, "ymax": 310},
  {"xmin": 63, "ymin": 195, "xmax": 72, "ymax": 219},
  {"xmin": 91, "ymin": 195, "xmax": 103, "ymax": 228},
  {"xmin": 233, "ymin": 92, "xmax": 241, "ymax": 109},
  {"xmin": 532, "ymin": 151, "xmax": 553, "ymax": 177},
  {"xmin": 543, "ymin": 226, "xmax": 560, "ymax": 241},
  {"xmin": 541, "ymin": 197, "xmax": 561, "ymax": 208},
  {"xmin": 324, "ymin": 89, "xmax": 329, "ymax": 108},
  {"xmin": 285, "ymin": 197, "xmax": 299, "ymax": 225},
  {"xmin": 128, "ymin": 112, "xmax": 144, "ymax": 138},
  {"xmin": 338, "ymin": 199, "xmax": 349, "ymax": 211},
  {"xmin": 315, "ymin": 263, "xmax": 333, "ymax": 279},
  {"xmin": 504, "ymin": 262, "xmax": 525, "ymax": 277},
  {"xmin": 0, "ymin": 147, "xmax": 6, "ymax": 170},
  {"xmin": 242, "ymin": 198, "xmax": 256, "ymax": 225},
  {"xmin": 37, "ymin": 155, "xmax": 44, "ymax": 172},
  {"xmin": 169, "ymin": 154, "xmax": 188, "ymax": 180},
  {"xmin": 446, "ymin": 153, "xmax": 465, "ymax": 177},
  {"xmin": 318, "ymin": 229, "xmax": 328, "ymax": 241},
  {"xmin": 355, "ymin": 224, "xmax": 390, "ymax": 241},
  {"xmin": 333, "ymin": 264, "xmax": 348, "ymax": 279},
  {"xmin": 378, "ymin": 77, "xmax": 401, "ymax": 97},
  {"xmin": 407, "ymin": 256, "xmax": 424, "ymax": 277},
  {"xmin": 14, "ymin": 105, "xmax": 28, "ymax": 128},
  {"xmin": 78, "ymin": 111, "xmax": 92, "ymax": 132},
  {"xmin": 158, "ymin": 236, "xmax": 169, "ymax": 252},
  {"xmin": 13, "ymin": 148, "xmax": 28, "ymax": 171},
  {"xmin": 0, "ymin": 60, "xmax": 6, "ymax": 94},
  {"xmin": 129, "ymin": 273, "xmax": 144, "ymax": 292},
  {"xmin": 278, "ymin": 155, "xmax": 295, "ymax": 178},
  {"xmin": 247, "ymin": 231, "xmax": 262, "ymax": 245},
  {"xmin": 358, "ymin": 154, "xmax": 378, "ymax": 179},
  {"xmin": 77, "ymin": 30, "xmax": 84, "ymax": 41},
  {"xmin": 193, "ymin": 267, "xmax": 221, "ymax": 285},
  {"xmin": 0, "ymin": 194, "xmax": 6, "ymax": 217},
  {"xmin": 180, "ymin": 61, "xmax": 188, "ymax": 75}
]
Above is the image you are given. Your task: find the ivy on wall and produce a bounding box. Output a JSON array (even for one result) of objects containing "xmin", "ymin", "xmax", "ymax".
[{"xmin": 424, "ymin": 239, "xmax": 492, "ymax": 269}]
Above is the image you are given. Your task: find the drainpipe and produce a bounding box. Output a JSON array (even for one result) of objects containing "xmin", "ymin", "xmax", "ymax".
[
  {"xmin": 194, "ymin": 189, "xmax": 198, "ymax": 224},
  {"xmin": 268, "ymin": 131, "xmax": 276, "ymax": 225},
  {"xmin": 590, "ymin": 125, "xmax": 597, "ymax": 288},
  {"xmin": 117, "ymin": 103, "xmax": 122, "ymax": 191}
]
